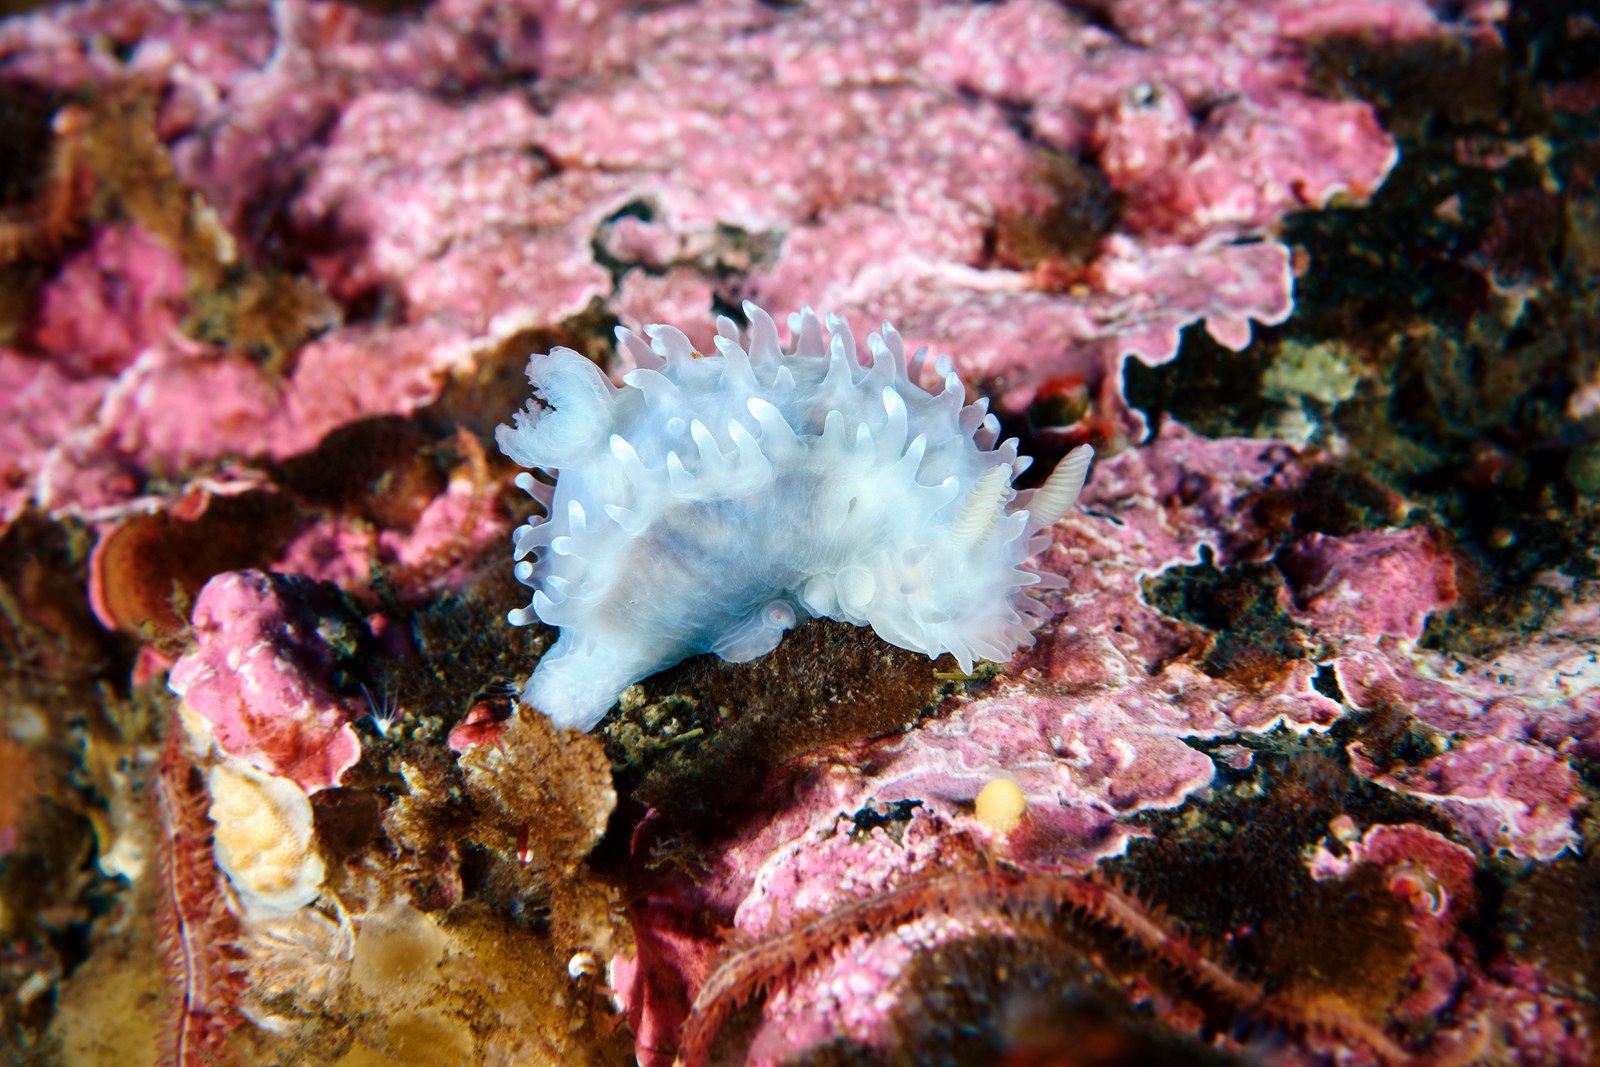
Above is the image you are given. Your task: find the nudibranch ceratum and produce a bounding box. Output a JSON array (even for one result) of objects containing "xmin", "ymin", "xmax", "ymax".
[{"xmin": 497, "ymin": 304, "xmax": 1093, "ymax": 731}]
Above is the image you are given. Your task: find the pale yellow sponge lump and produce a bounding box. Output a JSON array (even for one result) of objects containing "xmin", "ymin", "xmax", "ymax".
[
  {"xmin": 207, "ymin": 761, "xmax": 325, "ymax": 917},
  {"xmin": 974, "ymin": 777, "xmax": 1027, "ymax": 835}
]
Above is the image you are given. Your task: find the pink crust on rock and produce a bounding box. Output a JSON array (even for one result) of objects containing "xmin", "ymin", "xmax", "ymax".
[
  {"xmin": 272, "ymin": 469, "xmax": 510, "ymax": 595},
  {"xmin": 1350, "ymin": 737, "xmax": 1581, "ymax": 861},
  {"xmin": 28, "ymin": 222, "xmax": 188, "ymax": 378},
  {"xmin": 167, "ymin": 569, "xmax": 362, "ymax": 792},
  {"xmin": 1324, "ymin": 591, "xmax": 1597, "ymax": 860},
  {"xmin": 1279, "ymin": 527, "xmax": 1459, "ymax": 640},
  {"xmin": 445, "ymin": 700, "xmax": 512, "ymax": 753},
  {"xmin": 613, "ymin": 425, "xmax": 1352, "ymax": 1062},
  {"xmin": 0, "ymin": 222, "xmax": 189, "ymax": 526},
  {"xmin": 773, "ymin": 238, "xmax": 1296, "ymax": 434},
  {"xmin": 540, "ymin": 0, "xmax": 1413, "ymax": 432},
  {"xmin": 23, "ymin": 322, "xmax": 461, "ymax": 524},
  {"xmin": 0, "ymin": 184, "xmax": 463, "ymax": 526},
  {"xmin": 1307, "ymin": 823, "xmax": 1482, "ymax": 1021},
  {"xmin": 1305, "ymin": 819, "xmax": 1589, "ymax": 1061},
  {"xmin": 1332, "ymin": 590, "xmax": 1600, "ymax": 760},
  {"xmin": 0, "ymin": 348, "xmax": 107, "ymax": 528},
  {"xmin": 0, "ymin": 0, "xmax": 1481, "ymax": 521},
  {"xmin": 291, "ymin": 90, "xmax": 618, "ymax": 331}
]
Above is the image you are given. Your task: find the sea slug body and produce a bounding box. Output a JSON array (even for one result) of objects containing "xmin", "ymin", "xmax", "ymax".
[{"xmin": 497, "ymin": 304, "xmax": 1093, "ymax": 731}]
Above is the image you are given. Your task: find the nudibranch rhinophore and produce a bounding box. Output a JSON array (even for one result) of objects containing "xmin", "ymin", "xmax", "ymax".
[{"xmin": 496, "ymin": 304, "xmax": 1093, "ymax": 732}]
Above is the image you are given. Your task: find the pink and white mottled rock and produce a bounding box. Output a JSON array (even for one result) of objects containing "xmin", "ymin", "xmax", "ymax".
[
  {"xmin": 168, "ymin": 569, "xmax": 363, "ymax": 793},
  {"xmin": 536, "ymin": 0, "xmax": 1413, "ymax": 428},
  {"xmin": 0, "ymin": 348, "xmax": 108, "ymax": 526},
  {"xmin": 1334, "ymin": 614, "xmax": 1600, "ymax": 758},
  {"xmin": 614, "ymin": 425, "xmax": 1348, "ymax": 1062},
  {"xmin": 30, "ymin": 321, "xmax": 466, "ymax": 521},
  {"xmin": 790, "ymin": 238, "xmax": 1295, "ymax": 437},
  {"xmin": 291, "ymin": 89, "xmax": 621, "ymax": 333},
  {"xmin": 0, "ymin": 223, "xmax": 190, "ymax": 525},
  {"xmin": 0, "ymin": 0, "xmax": 1471, "ymax": 517},
  {"xmin": 751, "ymin": 912, "xmax": 999, "ymax": 1062},
  {"xmin": 1305, "ymin": 819, "xmax": 1590, "ymax": 1059},
  {"xmin": 0, "ymin": 0, "xmax": 164, "ymax": 91},
  {"xmin": 27, "ymin": 223, "xmax": 188, "ymax": 378},
  {"xmin": 1349, "ymin": 736, "xmax": 1581, "ymax": 861},
  {"xmin": 274, "ymin": 470, "xmax": 509, "ymax": 596},
  {"xmin": 1279, "ymin": 527, "xmax": 1459, "ymax": 641},
  {"xmin": 1327, "ymin": 586, "xmax": 1599, "ymax": 860},
  {"xmin": 1307, "ymin": 822, "xmax": 1480, "ymax": 1020}
]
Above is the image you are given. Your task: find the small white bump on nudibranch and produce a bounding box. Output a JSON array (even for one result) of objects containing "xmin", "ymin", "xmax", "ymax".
[
  {"xmin": 801, "ymin": 576, "xmax": 837, "ymax": 615},
  {"xmin": 836, "ymin": 566, "xmax": 876, "ymax": 613},
  {"xmin": 609, "ymin": 435, "xmax": 650, "ymax": 486},
  {"xmin": 604, "ymin": 504, "xmax": 647, "ymax": 536}
]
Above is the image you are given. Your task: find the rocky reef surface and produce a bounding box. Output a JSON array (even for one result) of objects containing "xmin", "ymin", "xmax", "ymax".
[{"xmin": 0, "ymin": 1, "xmax": 1596, "ymax": 1065}]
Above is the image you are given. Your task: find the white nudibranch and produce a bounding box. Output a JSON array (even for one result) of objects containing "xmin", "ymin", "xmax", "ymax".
[{"xmin": 496, "ymin": 303, "xmax": 1094, "ymax": 731}]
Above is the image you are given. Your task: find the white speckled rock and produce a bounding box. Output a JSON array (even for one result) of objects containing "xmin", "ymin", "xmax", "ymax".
[{"xmin": 497, "ymin": 303, "xmax": 1092, "ymax": 731}]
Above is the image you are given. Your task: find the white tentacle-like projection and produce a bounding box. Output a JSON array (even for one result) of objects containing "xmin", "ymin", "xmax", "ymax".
[{"xmin": 497, "ymin": 303, "xmax": 1093, "ymax": 731}]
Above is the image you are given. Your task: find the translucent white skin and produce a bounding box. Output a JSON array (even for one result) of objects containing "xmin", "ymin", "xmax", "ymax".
[{"xmin": 496, "ymin": 304, "xmax": 1092, "ymax": 731}]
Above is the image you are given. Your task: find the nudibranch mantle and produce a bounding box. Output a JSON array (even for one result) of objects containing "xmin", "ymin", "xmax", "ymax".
[{"xmin": 497, "ymin": 303, "xmax": 1093, "ymax": 731}]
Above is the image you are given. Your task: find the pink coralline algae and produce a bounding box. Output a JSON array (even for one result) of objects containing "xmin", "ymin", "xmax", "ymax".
[
  {"xmin": 293, "ymin": 89, "xmax": 622, "ymax": 335},
  {"xmin": 0, "ymin": 0, "xmax": 1483, "ymax": 525},
  {"xmin": 27, "ymin": 222, "xmax": 187, "ymax": 379},
  {"xmin": 21, "ymin": 320, "xmax": 468, "ymax": 525},
  {"xmin": 1307, "ymin": 822, "xmax": 1484, "ymax": 1021},
  {"xmin": 272, "ymin": 463, "xmax": 509, "ymax": 595},
  {"xmin": 1333, "ymin": 592, "xmax": 1600, "ymax": 760},
  {"xmin": 0, "ymin": 349, "xmax": 107, "ymax": 527},
  {"xmin": 613, "ymin": 419, "xmax": 1593, "ymax": 1065},
  {"xmin": 1350, "ymin": 736, "xmax": 1582, "ymax": 860},
  {"xmin": 534, "ymin": 0, "xmax": 1421, "ymax": 435},
  {"xmin": 1309, "ymin": 588, "xmax": 1593, "ymax": 860},
  {"xmin": 1278, "ymin": 527, "xmax": 1459, "ymax": 641},
  {"xmin": 1307, "ymin": 822, "xmax": 1590, "ymax": 1061},
  {"xmin": 0, "ymin": 223, "xmax": 186, "ymax": 524},
  {"xmin": 4, "ymin": 1, "xmax": 1596, "ymax": 1065},
  {"xmin": 614, "ymin": 426, "xmax": 1342, "ymax": 1061},
  {"xmin": 167, "ymin": 570, "xmax": 363, "ymax": 793}
]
